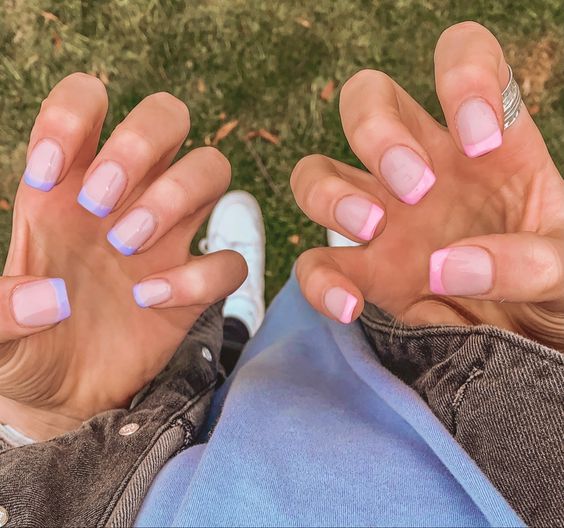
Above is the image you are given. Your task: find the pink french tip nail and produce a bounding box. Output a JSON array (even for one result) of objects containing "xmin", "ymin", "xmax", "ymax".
[
  {"xmin": 429, "ymin": 246, "xmax": 494, "ymax": 296},
  {"xmin": 380, "ymin": 146, "xmax": 436, "ymax": 205},
  {"xmin": 77, "ymin": 161, "xmax": 127, "ymax": 218},
  {"xmin": 334, "ymin": 196, "xmax": 384, "ymax": 241},
  {"xmin": 11, "ymin": 278, "xmax": 71, "ymax": 327},
  {"xmin": 324, "ymin": 287, "xmax": 358, "ymax": 324},
  {"xmin": 429, "ymin": 249, "xmax": 450, "ymax": 295},
  {"xmin": 456, "ymin": 98, "xmax": 502, "ymax": 158},
  {"xmin": 23, "ymin": 139, "xmax": 64, "ymax": 192},
  {"xmin": 107, "ymin": 208, "xmax": 157, "ymax": 256},
  {"xmin": 133, "ymin": 279, "xmax": 172, "ymax": 308}
]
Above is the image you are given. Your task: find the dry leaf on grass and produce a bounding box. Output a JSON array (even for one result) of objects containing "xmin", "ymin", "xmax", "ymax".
[
  {"xmin": 52, "ymin": 32, "xmax": 62, "ymax": 51},
  {"xmin": 320, "ymin": 80, "xmax": 335, "ymax": 101},
  {"xmin": 295, "ymin": 17, "xmax": 311, "ymax": 28},
  {"xmin": 213, "ymin": 120, "xmax": 239, "ymax": 144},
  {"xmin": 218, "ymin": 111, "xmax": 227, "ymax": 121},
  {"xmin": 288, "ymin": 234, "xmax": 300, "ymax": 245},
  {"xmin": 197, "ymin": 78, "xmax": 206, "ymax": 94},
  {"xmin": 245, "ymin": 128, "xmax": 280, "ymax": 145},
  {"xmin": 40, "ymin": 11, "xmax": 59, "ymax": 22},
  {"xmin": 0, "ymin": 199, "xmax": 12, "ymax": 211}
]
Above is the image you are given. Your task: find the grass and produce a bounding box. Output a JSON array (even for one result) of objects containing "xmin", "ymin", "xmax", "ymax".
[{"xmin": 1, "ymin": 0, "xmax": 563, "ymax": 301}]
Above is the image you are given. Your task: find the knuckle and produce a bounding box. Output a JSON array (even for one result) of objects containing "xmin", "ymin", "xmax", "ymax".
[
  {"xmin": 440, "ymin": 62, "xmax": 491, "ymax": 94},
  {"xmin": 194, "ymin": 146, "xmax": 231, "ymax": 183},
  {"xmin": 439, "ymin": 21, "xmax": 485, "ymax": 42},
  {"xmin": 111, "ymin": 127, "xmax": 159, "ymax": 166},
  {"xmin": 62, "ymin": 72, "xmax": 108, "ymax": 104},
  {"xmin": 290, "ymin": 154, "xmax": 326, "ymax": 193},
  {"xmin": 148, "ymin": 92, "xmax": 190, "ymax": 118},
  {"xmin": 341, "ymin": 69, "xmax": 391, "ymax": 101},
  {"xmin": 36, "ymin": 104, "xmax": 89, "ymax": 139}
]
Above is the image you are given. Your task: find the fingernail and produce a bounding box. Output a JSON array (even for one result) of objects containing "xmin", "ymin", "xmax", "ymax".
[
  {"xmin": 380, "ymin": 146, "xmax": 436, "ymax": 205},
  {"xmin": 324, "ymin": 287, "xmax": 358, "ymax": 324},
  {"xmin": 133, "ymin": 279, "xmax": 171, "ymax": 308},
  {"xmin": 430, "ymin": 246, "xmax": 493, "ymax": 296},
  {"xmin": 12, "ymin": 278, "xmax": 71, "ymax": 327},
  {"xmin": 334, "ymin": 196, "xmax": 384, "ymax": 241},
  {"xmin": 77, "ymin": 161, "xmax": 127, "ymax": 217},
  {"xmin": 23, "ymin": 139, "xmax": 64, "ymax": 192},
  {"xmin": 456, "ymin": 98, "xmax": 502, "ymax": 158},
  {"xmin": 107, "ymin": 208, "xmax": 156, "ymax": 256}
]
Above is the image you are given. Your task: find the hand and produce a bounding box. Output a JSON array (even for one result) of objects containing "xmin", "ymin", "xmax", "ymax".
[
  {"xmin": 291, "ymin": 22, "xmax": 564, "ymax": 351},
  {"xmin": 0, "ymin": 73, "xmax": 246, "ymax": 440}
]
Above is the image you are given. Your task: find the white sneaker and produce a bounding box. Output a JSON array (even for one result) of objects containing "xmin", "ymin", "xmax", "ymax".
[
  {"xmin": 327, "ymin": 229, "xmax": 361, "ymax": 248},
  {"xmin": 199, "ymin": 191, "xmax": 265, "ymax": 336}
]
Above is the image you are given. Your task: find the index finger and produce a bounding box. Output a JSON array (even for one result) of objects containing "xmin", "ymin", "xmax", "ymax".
[{"xmin": 23, "ymin": 72, "xmax": 108, "ymax": 191}]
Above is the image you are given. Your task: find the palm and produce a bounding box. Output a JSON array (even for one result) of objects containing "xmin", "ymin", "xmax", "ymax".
[
  {"xmin": 356, "ymin": 110, "xmax": 564, "ymax": 328},
  {"xmin": 2, "ymin": 163, "xmax": 199, "ymax": 415}
]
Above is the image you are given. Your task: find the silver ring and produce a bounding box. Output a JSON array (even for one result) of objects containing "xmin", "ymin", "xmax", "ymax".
[{"xmin": 502, "ymin": 65, "xmax": 522, "ymax": 129}]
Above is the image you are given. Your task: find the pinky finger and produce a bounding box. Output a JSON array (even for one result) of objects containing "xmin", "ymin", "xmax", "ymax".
[
  {"xmin": 296, "ymin": 247, "xmax": 364, "ymax": 324},
  {"xmin": 133, "ymin": 251, "xmax": 247, "ymax": 309}
]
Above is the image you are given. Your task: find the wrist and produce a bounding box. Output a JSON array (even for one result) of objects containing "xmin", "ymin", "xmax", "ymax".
[{"xmin": 0, "ymin": 395, "xmax": 83, "ymax": 441}]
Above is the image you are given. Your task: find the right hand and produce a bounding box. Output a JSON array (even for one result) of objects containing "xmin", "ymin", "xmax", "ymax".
[
  {"xmin": 291, "ymin": 22, "xmax": 564, "ymax": 351},
  {"xmin": 0, "ymin": 73, "xmax": 246, "ymax": 440}
]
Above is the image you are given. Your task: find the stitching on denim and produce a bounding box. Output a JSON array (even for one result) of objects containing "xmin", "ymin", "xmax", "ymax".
[
  {"xmin": 173, "ymin": 415, "xmax": 196, "ymax": 453},
  {"xmin": 452, "ymin": 365, "xmax": 484, "ymax": 433},
  {"xmin": 99, "ymin": 382, "xmax": 215, "ymax": 526},
  {"xmin": 360, "ymin": 313, "xmax": 564, "ymax": 367}
]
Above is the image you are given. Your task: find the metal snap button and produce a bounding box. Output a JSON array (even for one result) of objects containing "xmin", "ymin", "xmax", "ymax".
[
  {"xmin": 119, "ymin": 423, "xmax": 140, "ymax": 436},
  {"xmin": 0, "ymin": 506, "xmax": 9, "ymax": 527},
  {"xmin": 201, "ymin": 346, "xmax": 212, "ymax": 362}
]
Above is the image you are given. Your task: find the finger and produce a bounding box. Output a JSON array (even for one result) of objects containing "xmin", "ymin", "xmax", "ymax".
[
  {"xmin": 23, "ymin": 73, "xmax": 108, "ymax": 191},
  {"xmin": 132, "ymin": 251, "xmax": 247, "ymax": 309},
  {"xmin": 0, "ymin": 277, "xmax": 71, "ymax": 343},
  {"xmin": 429, "ymin": 233, "xmax": 564, "ymax": 308},
  {"xmin": 296, "ymin": 247, "xmax": 365, "ymax": 324},
  {"xmin": 106, "ymin": 147, "xmax": 230, "ymax": 256},
  {"xmin": 339, "ymin": 69, "xmax": 438, "ymax": 205},
  {"xmin": 290, "ymin": 154, "xmax": 387, "ymax": 243},
  {"xmin": 434, "ymin": 21, "xmax": 542, "ymax": 162},
  {"xmin": 77, "ymin": 92, "xmax": 190, "ymax": 218}
]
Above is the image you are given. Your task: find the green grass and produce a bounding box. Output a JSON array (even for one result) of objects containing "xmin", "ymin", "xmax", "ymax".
[{"xmin": 1, "ymin": 0, "xmax": 563, "ymax": 301}]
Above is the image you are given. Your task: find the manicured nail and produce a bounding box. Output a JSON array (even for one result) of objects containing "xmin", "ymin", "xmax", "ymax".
[
  {"xmin": 133, "ymin": 279, "xmax": 171, "ymax": 308},
  {"xmin": 456, "ymin": 98, "xmax": 502, "ymax": 158},
  {"xmin": 324, "ymin": 287, "xmax": 358, "ymax": 324},
  {"xmin": 334, "ymin": 196, "xmax": 384, "ymax": 241},
  {"xmin": 23, "ymin": 139, "xmax": 64, "ymax": 192},
  {"xmin": 380, "ymin": 146, "xmax": 436, "ymax": 204},
  {"xmin": 77, "ymin": 161, "xmax": 127, "ymax": 217},
  {"xmin": 430, "ymin": 246, "xmax": 493, "ymax": 296},
  {"xmin": 12, "ymin": 278, "xmax": 71, "ymax": 327},
  {"xmin": 107, "ymin": 208, "xmax": 156, "ymax": 256}
]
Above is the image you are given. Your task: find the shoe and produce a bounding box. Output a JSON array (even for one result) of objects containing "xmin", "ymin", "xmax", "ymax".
[
  {"xmin": 327, "ymin": 229, "xmax": 361, "ymax": 248},
  {"xmin": 199, "ymin": 191, "xmax": 265, "ymax": 336}
]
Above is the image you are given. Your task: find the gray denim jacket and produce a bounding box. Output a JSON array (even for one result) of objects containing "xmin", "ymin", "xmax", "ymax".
[{"xmin": 0, "ymin": 301, "xmax": 562, "ymax": 527}]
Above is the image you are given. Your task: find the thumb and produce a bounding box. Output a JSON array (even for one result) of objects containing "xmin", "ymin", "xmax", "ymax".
[
  {"xmin": 429, "ymin": 233, "xmax": 564, "ymax": 310},
  {"xmin": 0, "ymin": 276, "xmax": 71, "ymax": 343}
]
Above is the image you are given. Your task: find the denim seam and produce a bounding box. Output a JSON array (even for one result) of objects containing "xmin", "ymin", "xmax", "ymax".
[
  {"xmin": 360, "ymin": 315, "xmax": 564, "ymax": 367},
  {"xmin": 452, "ymin": 365, "xmax": 484, "ymax": 434},
  {"xmin": 98, "ymin": 382, "xmax": 215, "ymax": 526}
]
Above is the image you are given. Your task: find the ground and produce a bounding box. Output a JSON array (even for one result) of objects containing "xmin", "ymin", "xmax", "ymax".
[{"xmin": 1, "ymin": 0, "xmax": 563, "ymax": 301}]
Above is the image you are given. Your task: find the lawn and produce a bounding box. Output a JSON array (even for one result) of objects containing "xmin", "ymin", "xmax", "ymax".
[{"xmin": 1, "ymin": 0, "xmax": 563, "ymax": 301}]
